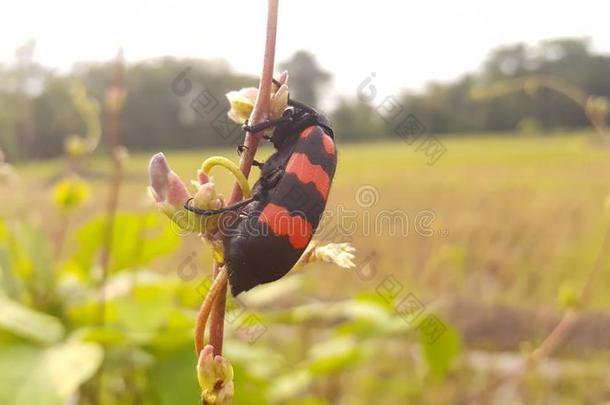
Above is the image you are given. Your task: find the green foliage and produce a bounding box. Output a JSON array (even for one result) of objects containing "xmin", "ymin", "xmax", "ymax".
[
  {"xmin": 0, "ymin": 210, "xmax": 191, "ymax": 404},
  {"xmin": 419, "ymin": 322, "xmax": 462, "ymax": 378},
  {"xmin": 6, "ymin": 221, "xmax": 55, "ymax": 304},
  {"xmin": 0, "ymin": 296, "xmax": 64, "ymax": 343},
  {"xmin": 3, "ymin": 134, "xmax": 610, "ymax": 403},
  {"xmin": 307, "ymin": 337, "xmax": 362, "ymax": 375},
  {"xmin": 331, "ymin": 100, "xmax": 386, "ymax": 141},
  {"xmin": 3, "ymin": 39, "xmax": 609, "ymax": 160},
  {"xmin": 0, "ymin": 342, "xmax": 103, "ymax": 405},
  {"xmin": 72, "ymin": 212, "xmax": 179, "ymax": 275},
  {"xmin": 148, "ymin": 346, "xmax": 201, "ymax": 405},
  {"xmin": 279, "ymin": 51, "xmax": 330, "ymax": 109}
]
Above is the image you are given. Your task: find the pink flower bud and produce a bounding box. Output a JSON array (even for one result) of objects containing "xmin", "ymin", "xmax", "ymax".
[
  {"xmin": 148, "ymin": 152, "xmax": 190, "ymax": 209},
  {"xmin": 197, "ymin": 169, "xmax": 210, "ymax": 185}
]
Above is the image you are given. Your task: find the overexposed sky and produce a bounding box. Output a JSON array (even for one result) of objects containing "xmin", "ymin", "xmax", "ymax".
[{"xmin": 2, "ymin": 0, "xmax": 609, "ymax": 104}]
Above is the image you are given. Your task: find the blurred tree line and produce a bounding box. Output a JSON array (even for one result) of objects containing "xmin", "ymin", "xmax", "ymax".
[
  {"xmin": 1, "ymin": 38, "xmax": 609, "ymax": 160},
  {"xmin": 334, "ymin": 38, "xmax": 610, "ymax": 139}
]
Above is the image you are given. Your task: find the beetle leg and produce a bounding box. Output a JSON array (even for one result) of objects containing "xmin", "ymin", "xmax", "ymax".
[{"xmin": 242, "ymin": 117, "xmax": 290, "ymax": 133}]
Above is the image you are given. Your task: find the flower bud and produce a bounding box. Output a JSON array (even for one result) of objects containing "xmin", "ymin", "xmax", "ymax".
[
  {"xmin": 270, "ymin": 84, "xmax": 289, "ymax": 120},
  {"xmin": 148, "ymin": 153, "xmax": 224, "ymax": 235},
  {"xmin": 226, "ymin": 87, "xmax": 258, "ymax": 124},
  {"xmin": 197, "ymin": 169, "xmax": 210, "ymax": 185},
  {"xmin": 193, "ymin": 183, "xmax": 223, "ymax": 211},
  {"xmin": 197, "ymin": 345, "xmax": 234, "ymax": 404},
  {"xmin": 148, "ymin": 152, "xmax": 190, "ymax": 209},
  {"xmin": 226, "ymin": 76, "xmax": 291, "ymax": 125}
]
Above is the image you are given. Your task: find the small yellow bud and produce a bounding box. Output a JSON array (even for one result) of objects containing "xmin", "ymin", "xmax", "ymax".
[
  {"xmin": 64, "ymin": 135, "xmax": 90, "ymax": 157},
  {"xmin": 52, "ymin": 176, "xmax": 91, "ymax": 211},
  {"xmin": 197, "ymin": 345, "xmax": 234, "ymax": 404},
  {"xmin": 226, "ymin": 81, "xmax": 291, "ymax": 125}
]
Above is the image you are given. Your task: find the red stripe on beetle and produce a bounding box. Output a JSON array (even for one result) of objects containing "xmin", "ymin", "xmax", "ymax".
[
  {"xmin": 299, "ymin": 126, "xmax": 316, "ymax": 139},
  {"xmin": 300, "ymin": 126, "xmax": 336, "ymax": 156},
  {"xmin": 285, "ymin": 152, "xmax": 330, "ymax": 198},
  {"xmin": 258, "ymin": 203, "xmax": 312, "ymax": 249},
  {"xmin": 322, "ymin": 134, "xmax": 335, "ymax": 155}
]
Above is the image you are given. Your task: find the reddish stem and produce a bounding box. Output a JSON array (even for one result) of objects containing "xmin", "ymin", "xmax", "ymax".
[{"xmin": 203, "ymin": 0, "xmax": 280, "ymax": 357}]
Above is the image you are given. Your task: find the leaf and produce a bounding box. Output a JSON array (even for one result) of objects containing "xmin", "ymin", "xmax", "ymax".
[
  {"xmin": 232, "ymin": 362, "xmax": 270, "ymax": 404},
  {"xmin": 72, "ymin": 212, "xmax": 179, "ymax": 275},
  {"xmin": 419, "ymin": 318, "xmax": 461, "ymax": 378},
  {"xmin": 114, "ymin": 283, "xmax": 174, "ymax": 334},
  {"xmin": 223, "ymin": 341, "xmax": 283, "ymax": 379},
  {"xmin": 66, "ymin": 271, "xmax": 177, "ymax": 338},
  {"xmin": 0, "ymin": 245, "xmax": 22, "ymax": 299},
  {"xmin": 0, "ymin": 296, "xmax": 64, "ymax": 344},
  {"xmin": 0, "ymin": 342, "xmax": 103, "ymax": 405},
  {"xmin": 8, "ymin": 222, "xmax": 54, "ymax": 293},
  {"xmin": 148, "ymin": 346, "xmax": 200, "ymax": 405},
  {"xmin": 269, "ymin": 370, "xmax": 311, "ymax": 402},
  {"xmin": 307, "ymin": 337, "xmax": 362, "ymax": 375}
]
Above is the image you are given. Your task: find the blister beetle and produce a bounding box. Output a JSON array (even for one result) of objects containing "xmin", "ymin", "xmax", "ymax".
[{"xmin": 186, "ymin": 91, "xmax": 336, "ymax": 295}]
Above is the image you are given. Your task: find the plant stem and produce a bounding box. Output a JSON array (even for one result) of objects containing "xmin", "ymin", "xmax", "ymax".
[
  {"xmin": 205, "ymin": 0, "xmax": 279, "ymax": 357},
  {"xmin": 195, "ymin": 267, "xmax": 229, "ymax": 355},
  {"xmin": 92, "ymin": 50, "xmax": 125, "ymax": 405},
  {"xmin": 98, "ymin": 49, "xmax": 126, "ymax": 326}
]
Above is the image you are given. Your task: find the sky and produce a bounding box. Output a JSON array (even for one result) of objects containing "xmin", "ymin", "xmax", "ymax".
[{"xmin": 2, "ymin": 0, "xmax": 609, "ymax": 105}]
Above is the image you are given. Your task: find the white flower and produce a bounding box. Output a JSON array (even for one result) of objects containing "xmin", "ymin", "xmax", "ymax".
[
  {"xmin": 312, "ymin": 242, "xmax": 356, "ymax": 269},
  {"xmin": 226, "ymin": 87, "xmax": 258, "ymax": 124},
  {"xmin": 226, "ymin": 81, "xmax": 290, "ymax": 125}
]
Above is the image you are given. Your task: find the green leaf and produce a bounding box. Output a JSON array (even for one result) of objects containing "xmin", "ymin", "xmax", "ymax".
[
  {"xmin": 232, "ymin": 362, "xmax": 270, "ymax": 404},
  {"xmin": 419, "ymin": 318, "xmax": 461, "ymax": 378},
  {"xmin": 72, "ymin": 212, "xmax": 179, "ymax": 275},
  {"xmin": 114, "ymin": 283, "xmax": 174, "ymax": 334},
  {"xmin": 0, "ymin": 244, "xmax": 22, "ymax": 299},
  {"xmin": 0, "ymin": 342, "xmax": 103, "ymax": 405},
  {"xmin": 269, "ymin": 370, "xmax": 311, "ymax": 402},
  {"xmin": 9, "ymin": 222, "xmax": 54, "ymax": 293},
  {"xmin": 0, "ymin": 296, "xmax": 64, "ymax": 344},
  {"xmin": 148, "ymin": 346, "xmax": 200, "ymax": 405},
  {"xmin": 307, "ymin": 337, "xmax": 362, "ymax": 375},
  {"xmin": 223, "ymin": 341, "xmax": 283, "ymax": 379}
]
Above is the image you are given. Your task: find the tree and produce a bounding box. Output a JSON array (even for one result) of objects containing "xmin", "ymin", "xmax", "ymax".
[{"xmin": 279, "ymin": 51, "xmax": 331, "ymax": 108}]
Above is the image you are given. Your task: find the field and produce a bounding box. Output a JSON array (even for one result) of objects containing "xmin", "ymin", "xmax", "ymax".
[{"xmin": 2, "ymin": 132, "xmax": 610, "ymax": 404}]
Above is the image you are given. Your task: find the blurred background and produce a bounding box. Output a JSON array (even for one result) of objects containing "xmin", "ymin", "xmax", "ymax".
[{"xmin": 1, "ymin": 1, "xmax": 610, "ymax": 404}]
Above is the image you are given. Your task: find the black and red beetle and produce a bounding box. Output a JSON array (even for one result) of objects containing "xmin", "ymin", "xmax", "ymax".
[{"xmin": 185, "ymin": 93, "xmax": 337, "ymax": 295}]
